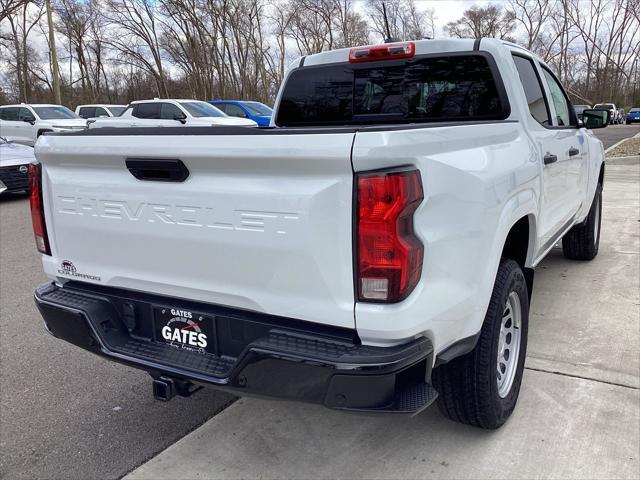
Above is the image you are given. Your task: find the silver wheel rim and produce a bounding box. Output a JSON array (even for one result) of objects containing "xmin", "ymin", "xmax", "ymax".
[
  {"xmin": 497, "ymin": 291, "xmax": 522, "ymax": 398},
  {"xmin": 593, "ymin": 195, "xmax": 600, "ymax": 246}
]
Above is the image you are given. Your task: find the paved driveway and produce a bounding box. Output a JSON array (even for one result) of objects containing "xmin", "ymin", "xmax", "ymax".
[{"xmin": 127, "ymin": 163, "xmax": 639, "ymax": 479}]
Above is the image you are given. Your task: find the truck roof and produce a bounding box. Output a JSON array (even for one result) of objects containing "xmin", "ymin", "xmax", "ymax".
[
  {"xmin": 299, "ymin": 38, "xmax": 545, "ymax": 69},
  {"xmin": 1, "ymin": 103, "xmax": 65, "ymax": 108},
  {"xmin": 130, "ymin": 99, "xmax": 209, "ymax": 104},
  {"xmin": 77, "ymin": 104, "xmax": 127, "ymax": 108}
]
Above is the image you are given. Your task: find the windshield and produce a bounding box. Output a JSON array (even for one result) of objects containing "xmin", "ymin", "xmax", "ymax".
[
  {"xmin": 594, "ymin": 104, "xmax": 614, "ymax": 110},
  {"xmin": 243, "ymin": 102, "xmax": 272, "ymax": 116},
  {"xmin": 108, "ymin": 106, "xmax": 126, "ymax": 116},
  {"xmin": 179, "ymin": 101, "xmax": 226, "ymax": 118},
  {"xmin": 33, "ymin": 106, "xmax": 78, "ymax": 120},
  {"xmin": 630, "ymin": 108, "xmax": 640, "ymax": 112},
  {"xmin": 574, "ymin": 105, "xmax": 589, "ymax": 113}
]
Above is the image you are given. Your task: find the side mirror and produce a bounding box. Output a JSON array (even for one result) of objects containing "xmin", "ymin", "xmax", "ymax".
[
  {"xmin": 174, "ymin": 112, "xmax": 187, "ymax": 124},
  {"xmin": 22, "ymin": 115, "xmax": 36, "ymax": 124},
  {"xmin": 582, "ymin": 109, "xmax": 609, "ymax": 129}
]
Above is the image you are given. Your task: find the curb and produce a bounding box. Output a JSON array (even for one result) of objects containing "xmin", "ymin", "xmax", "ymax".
[
  {"xmin": 605, "ymin": 155, "xmax": 640, "ymax": 165},
  {"xmin": 604, "ymin": 131, "xmax": 640, "ymax": 155},
  {"xmin": 604, "ymin": 137, "xmax": 632, "ymax": 153}
]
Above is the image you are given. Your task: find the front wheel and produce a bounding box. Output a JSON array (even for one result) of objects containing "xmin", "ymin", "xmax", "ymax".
[
  {"xmin": 562, "ymin": 184, "xmax": 602, "ymax": 260},
  {"xmin": 432, "ymin": 258, "xmax": 529, "ymax": 429}
]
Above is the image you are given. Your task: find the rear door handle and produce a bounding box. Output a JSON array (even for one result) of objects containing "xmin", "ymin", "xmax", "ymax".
[
  {"xmin": 543, "ymin": 153, "xmax": 558, "ymax": 165},
  {"xmin": 569, "ymin": 147, "xmax": 580, "ymax": 156}
]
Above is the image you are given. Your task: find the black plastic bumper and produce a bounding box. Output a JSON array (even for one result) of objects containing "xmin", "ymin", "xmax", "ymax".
[{"xmin": 34, "ymin": 282, "xmax": 437, "ymax": 415}]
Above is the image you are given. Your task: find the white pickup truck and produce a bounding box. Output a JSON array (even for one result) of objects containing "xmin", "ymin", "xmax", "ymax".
[
  {"xmin": 87, "ymin": 99, "xmax": 258, "ymax": 128},
  {"xmin": 32, "ymin": 39, "xmax": 609, "ymax": 429}
]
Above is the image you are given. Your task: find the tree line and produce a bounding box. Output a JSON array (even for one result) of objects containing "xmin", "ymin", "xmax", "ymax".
[{"xmin": 0, "ymin": 0, "xmax": 638, "ymax": 108}]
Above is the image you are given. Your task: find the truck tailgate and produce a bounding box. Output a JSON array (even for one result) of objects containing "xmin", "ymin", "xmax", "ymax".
[{"xmin": 36, "ymin": 131, "xmax": 356, "ymax": 328}]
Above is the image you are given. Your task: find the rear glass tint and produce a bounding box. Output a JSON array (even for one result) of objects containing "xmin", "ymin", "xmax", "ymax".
[{"xmin": 276, "ymin": 54, "xmax": 508, "ymax": 126}]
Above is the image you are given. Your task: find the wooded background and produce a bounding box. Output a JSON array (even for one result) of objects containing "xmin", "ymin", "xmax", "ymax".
[{"xmin": 1, "ymin": 0, "xmax": 638, "ymax": 108}]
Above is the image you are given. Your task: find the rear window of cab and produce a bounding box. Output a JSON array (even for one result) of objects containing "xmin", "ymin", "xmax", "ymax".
[{"xmin": 276, "ymin": 53, "xmax": 510, "ymax": 127}]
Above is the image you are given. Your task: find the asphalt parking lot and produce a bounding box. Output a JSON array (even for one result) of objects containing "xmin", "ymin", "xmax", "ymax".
[
  {"xmin": 597, "ymin": 124, "xmax": 640, "ymax": 149},
  {"xmin": 1, "ymin": 127, "xmax": 639, "ymax": 479}
]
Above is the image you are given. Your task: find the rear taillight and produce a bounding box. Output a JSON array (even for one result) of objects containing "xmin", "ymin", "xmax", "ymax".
[
  {"xmin": 349, "ymin": 41, "xmax": 415, "ymax": 63},
  {"xmin": 29, "ymin": 163, "xmax": 50, "ymax": 255},
  {"xmin": 356, "ymin": 169, "xmax": 423, "ymax": 303}
]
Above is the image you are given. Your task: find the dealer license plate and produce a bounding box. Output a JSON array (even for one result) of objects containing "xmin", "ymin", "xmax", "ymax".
[{"xmin": 153, "ymin": 307, "xmax": 215, "ymax": 355}]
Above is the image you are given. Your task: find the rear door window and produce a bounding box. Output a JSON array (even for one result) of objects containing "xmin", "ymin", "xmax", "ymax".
[
  {"xmin": 277, "ymin": 54, "xmax": 509, "ymax": 127},
  {"xmin": 0, "ymin": 107, "xmax": 20, "ymax": 121},
  {"xmin": 78, "ymin": 107, "xmax": 97, "ymax": 118},
  {"xmin": 511, "ymin": 54, "xmax": 551, "ymax": 126},
  {"xmin": 133, "ymin": 103, "xmax": 161, "ymax": 119}
]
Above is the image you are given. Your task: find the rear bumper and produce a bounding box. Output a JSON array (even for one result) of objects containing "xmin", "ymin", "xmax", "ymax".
[{"xmin": 35, "ymin": 282, "xmax": 437, "ymax": 415}]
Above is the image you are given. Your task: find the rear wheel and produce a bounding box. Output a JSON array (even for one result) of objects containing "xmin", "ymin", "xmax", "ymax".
[
  {"xmin": 432, "ymin": 258, "xmax": 529, "ymax": 429},
  {"xmin": 562, "ymin": 184, "xmax": 602, "ymax": 260}
]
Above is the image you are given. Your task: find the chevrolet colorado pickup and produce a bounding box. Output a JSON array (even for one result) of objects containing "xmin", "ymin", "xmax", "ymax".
[{"xmin": 32, "ymin": 39, "xmax": 609, "ymax": 429}]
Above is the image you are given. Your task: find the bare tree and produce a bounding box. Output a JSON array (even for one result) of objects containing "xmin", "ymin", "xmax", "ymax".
[
  {"xmin": 102, "ymin": 0, "xmax": 169, "ymax": 97},
  {"xmin": 445, "ymin": 4, "xmax": 516, "ymax": 40},
  {"xmin": 56, "ymin": 0, "xmax": 95, "ymax": 99},
  {"xmin": 2, "ymin": 1, "xmax": 46, "ymax": 101},
  {"xmin": 0, "ymin": 0, "xmax": 29, "ymax": 23},
  {"xmin": 508, "ymin": 0, "xmax": 551, "ymax": 49},
  {"xmin": 367, "ymin": 0, "xmax": 434, "ymax": 41},
  {"xmin": 332, "ymin": 0, "xmax": 370, "ymax": 48}
]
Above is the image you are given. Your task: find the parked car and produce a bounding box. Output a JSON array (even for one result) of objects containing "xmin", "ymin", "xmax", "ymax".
[
  {"xmin": 0, "ymin": 136, "xmax": 34, "ymax": 194},
  {"xmin": 209, "ymin": 100, "xmax": 273, "ymax": 126},
  {"xmin": 626, "ymin": 107, "xmax": 640, "ymax": 124},
  {"xmin": 573, "ymin": 104, "xmax": 591, "ymax": 121},
  {"xmin": 0, "ymin": 104, "xmax": 87, "ymax": 146},
  {"xmin": 32, "ymin": 38, "xmax": 608, "ymax": 429},
  {"xmin": 88, "ymin": 99, "xmax": 257, "ymax": 129},
  {"xmin": 593, "ymin": 103, "xmax": 620, "ymax": 124},
  {"xmin": 75, "ymin": 104, "xmax": 127, "ymax": 119}
]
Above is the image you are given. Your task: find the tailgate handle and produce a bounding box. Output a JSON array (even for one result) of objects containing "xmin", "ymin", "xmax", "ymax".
[{"xmin": 126, "ymin": 158, "xmax": 189, "ymax": 182}]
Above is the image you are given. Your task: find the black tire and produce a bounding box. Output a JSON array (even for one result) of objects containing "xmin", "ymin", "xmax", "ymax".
[
  {"xmin": 562, "ymin": 184, "xmax": 602, "ymax": 260},
  {"xmin": 432, "ymin": 258, "xmax": 529, "ymax": 429}
]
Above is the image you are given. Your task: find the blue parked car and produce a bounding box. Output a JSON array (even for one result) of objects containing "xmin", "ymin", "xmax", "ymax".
[
  {"xmin": 208, "ymin": 100, "xmax": 273, "ymax": 127},
  {"xmin": 626, "ymin": 107, "xmax": 640, "ymax": 124}
]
